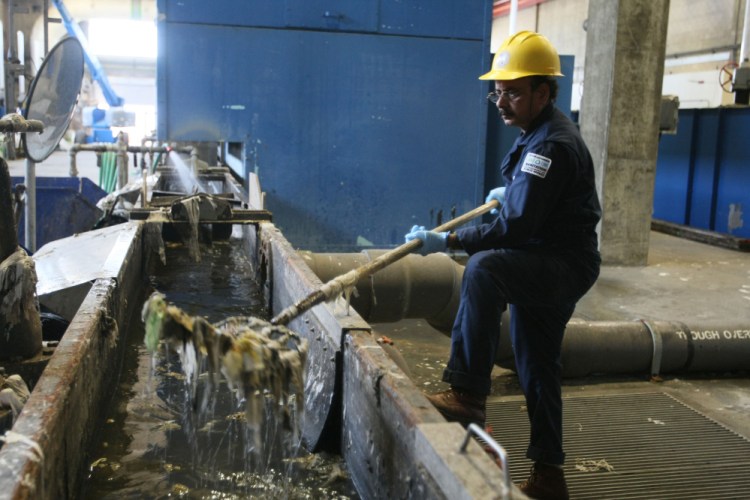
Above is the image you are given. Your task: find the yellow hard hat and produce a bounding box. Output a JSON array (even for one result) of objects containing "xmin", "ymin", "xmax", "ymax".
[{"xmin": 479, "ymin": 31, "xmax": 563, "ymax": 81}]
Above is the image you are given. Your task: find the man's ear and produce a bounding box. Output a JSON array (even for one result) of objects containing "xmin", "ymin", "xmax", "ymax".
[{"xmin": 536, "ymin": 81, "xmax": 551, "ymax": 103}]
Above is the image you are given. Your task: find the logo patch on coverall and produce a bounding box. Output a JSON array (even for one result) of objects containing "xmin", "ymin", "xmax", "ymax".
[{"xmin": 520, "ymin": 152, "xmax": 552, "ymax": 178}]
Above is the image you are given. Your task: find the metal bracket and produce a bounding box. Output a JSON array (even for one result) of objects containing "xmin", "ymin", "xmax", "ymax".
[
  {"xmin": 641, "ymin": 319, "xmax": 663, "ymax": 378},
  {"xmin": 461, "ymin": 423, "xmax": 511, "ymax": 499},
  {"xmin": 129, "ymin": 192, "xmax": 272, "ymax": 224}
]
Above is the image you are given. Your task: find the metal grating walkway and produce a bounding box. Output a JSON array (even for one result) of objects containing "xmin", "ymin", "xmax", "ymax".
[{"xmin": 487, "ymin": 392, "xmax": 750, "ymax": 499}]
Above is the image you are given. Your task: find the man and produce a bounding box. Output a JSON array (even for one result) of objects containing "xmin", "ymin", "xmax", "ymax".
[{"xmin": 405, "ymin": 31, "xmax": 601, "ymax": 500}]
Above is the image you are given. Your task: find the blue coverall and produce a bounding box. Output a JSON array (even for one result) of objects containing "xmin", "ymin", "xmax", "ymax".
[{"xmin": 446, "ymin": 103, "xmax": 601, "ymax": 466}]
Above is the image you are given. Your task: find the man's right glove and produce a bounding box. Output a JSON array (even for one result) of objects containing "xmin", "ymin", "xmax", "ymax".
[
  {"xmin": 485, "ymin": 186, "xmax": 506, "ymax": 214},
  {"xmin": 404, "ymin": 225, "xmax": 448, "ymax": 256}
]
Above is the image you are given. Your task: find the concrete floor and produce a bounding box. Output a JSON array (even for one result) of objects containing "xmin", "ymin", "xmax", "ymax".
[
  {"xmin": 371, "ymin": 233, "xmax": 750, "ymax": 498},
  {"xmin": 374, "ymin": 231, "xmax": 750, "ymax": 441}
]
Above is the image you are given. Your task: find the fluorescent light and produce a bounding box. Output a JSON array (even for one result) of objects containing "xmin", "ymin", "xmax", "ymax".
[{"xmin": 665, "ymin": 51, "xmax": 731, "ymax": 68}]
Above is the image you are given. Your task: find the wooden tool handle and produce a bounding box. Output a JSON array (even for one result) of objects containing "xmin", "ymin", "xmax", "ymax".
[{"xmin": 270, "ymin": 199, "xmax": 499, "ymax": 326}]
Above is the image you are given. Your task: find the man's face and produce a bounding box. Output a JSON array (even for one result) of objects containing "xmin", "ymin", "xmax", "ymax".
[{"xmin": 491, "ymin": 77, "xmax": 548, "ymax": 132}]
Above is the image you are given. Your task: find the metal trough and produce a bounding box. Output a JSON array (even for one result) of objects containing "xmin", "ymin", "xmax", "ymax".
[{"xmin": 0, "ymin": 167, "xmax": 513, "ymax": 499}]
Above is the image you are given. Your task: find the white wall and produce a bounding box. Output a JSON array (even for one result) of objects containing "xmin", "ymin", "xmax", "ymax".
[{"xmin": 491, "ymin": 0, "xmax": 746, "ymax": 110}]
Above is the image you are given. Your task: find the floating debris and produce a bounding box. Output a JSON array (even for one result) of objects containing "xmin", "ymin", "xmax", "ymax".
[
  {"xmin": 171, "ymin": 483, "xmax": 190, "ymax": 496},
  {"xmin": 0, "ymin": 248, "xmax": 38, "ymax": 328},
  {"xmin": 154, "ymin": 420, "xmax": 182, "ymax": 432},
  {"xmin": 141, "ymin": 292, "xmax": 308, "ymax": 446},
  {"xmin": 575, "ymin": 458, "xmax": 615, "ymax": 473},
  {"xmin": 0, "ymin": 374, "xmax": 31, "ymax": 421}
]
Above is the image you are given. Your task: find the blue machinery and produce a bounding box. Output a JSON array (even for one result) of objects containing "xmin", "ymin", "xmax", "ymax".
[
  {"xmin": 50, "ymin": 0, "xmax": 124, "ymax": 108},
  {"xmin": 51, "ymin": 0, "xmax": 134, "ymax": 143},
  {"xmin": 155, "ymin": 0, "xmax": 749, "ymax": 250},
  {"xmin": 655, "ymin": 108, "xmax": 750, "ymax": 239},
  {"xmin": 157, "ymin": 0, "xmax": 496, "ymax": 251}
]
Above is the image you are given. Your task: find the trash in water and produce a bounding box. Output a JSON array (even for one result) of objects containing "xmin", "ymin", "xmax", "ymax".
[{"xmin": 141, "ymin": 291, "xmax": 308, "ymax": 448}]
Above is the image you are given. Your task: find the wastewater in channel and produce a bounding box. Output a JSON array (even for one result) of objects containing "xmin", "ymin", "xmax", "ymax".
[{"xmin": 82, "ymin": 238, "xmax": 359, "ymax": 499}]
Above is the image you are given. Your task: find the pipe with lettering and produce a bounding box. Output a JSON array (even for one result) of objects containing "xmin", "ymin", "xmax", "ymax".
[
  {"xmin": 554, "ymin": 319, "xmax": 750, "ymax": 378},
  {"xmin": 303, "ymin": 251, "xmax": 750, "ymax": 378}
]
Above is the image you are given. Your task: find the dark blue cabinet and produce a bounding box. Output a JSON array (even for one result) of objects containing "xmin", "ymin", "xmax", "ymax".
[{"xmin": 157, "ymin": 0, "xmax": 493, "ymax": 250}]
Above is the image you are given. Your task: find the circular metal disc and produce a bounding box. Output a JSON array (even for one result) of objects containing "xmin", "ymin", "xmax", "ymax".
[{"xmin": 23, "ymin": 37, "xmax": 85, "ymax": 163}]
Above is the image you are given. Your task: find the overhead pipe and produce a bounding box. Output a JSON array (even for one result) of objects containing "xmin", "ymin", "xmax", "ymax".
[
  {"xmin": 509, "ymin": 0, "xmax": 518, "ymax": 35},
  {"xmin": 304, "ymin": 251, "xmax": 750, "ymax": 378},
  {"xmin": 0, "ymin": 114, "xmax": 44, "ymax": 253},
  {"xmin": 0, "ymin": 114, "xmax": 44, "ymax": 133},
  {"xmin": 69, "ymin": 142, "xmax": 123, "ymax": 178},
  {"xmin": 69, "ymin": 142, "xmax": 197, "ymax": 180}
]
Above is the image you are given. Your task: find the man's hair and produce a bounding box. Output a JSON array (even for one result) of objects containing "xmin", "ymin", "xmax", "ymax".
[{"xmin": 530, "ymin": 75, "xmax": 558, "ymax": 103}]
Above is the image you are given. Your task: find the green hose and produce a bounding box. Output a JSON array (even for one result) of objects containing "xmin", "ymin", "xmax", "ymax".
[
  {"xmin": 151, "ymin": 151, "xmax": 163, "ymax": 174},
  {"xmin": 98, "ymin": 154, "xmax": 106, "ymax": 189},
  {"xmin": 101, "ymin": 152, "xmax": 110, "ymax": 192},
  {"xmin": 107, "ymin": 152, "xmax": 117, "ymax": 192},
  {"xmin": 98, "ymin": 152, "xmax": 120, "ymax": 193}
]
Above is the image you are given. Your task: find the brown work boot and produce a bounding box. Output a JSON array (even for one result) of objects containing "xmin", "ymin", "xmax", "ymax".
[
  {"xmin": 518, "ymin": 462, "xmax": 569, "ymax": 500},
  {"xmin": 425, "ymin": 387, "xmax": 486, "ymax": 427}
]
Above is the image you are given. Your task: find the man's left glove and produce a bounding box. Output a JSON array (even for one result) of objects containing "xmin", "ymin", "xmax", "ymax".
[
  {"xmin": 404, "ymin": 225, "xmax": 448, "ymax": 256},
  {"xmin": 485, "ymin": 186, "xmax": 506, "ymax": 214}
]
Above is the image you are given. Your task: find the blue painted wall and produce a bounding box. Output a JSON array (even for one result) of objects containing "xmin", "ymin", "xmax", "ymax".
[
  {"xmin": 655, "ymin": 107, "xmax": 750, "ymax": 238},
  {"xmin": 157, "ymin": 0, "xmax": 494, "ymax": 251}
]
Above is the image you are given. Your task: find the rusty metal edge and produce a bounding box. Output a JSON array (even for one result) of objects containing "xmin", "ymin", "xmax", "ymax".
[
  {"xmin": 0, "ymin": 224, "xmax": 144, "ymax": 500},
  {"xmin": 651, "ymin": 218, "xmax": 750, "ymax": 252},
  {"xmin": 342, "ymin": 331, "xmax": 512, "ymax": 499},
  {"xmin": 257, "ymin": 222, "xmax": 370, "ymax": 451},
  {"xmin": 256, "ymin": 221, "xmax": 511, "ymax": 497}
]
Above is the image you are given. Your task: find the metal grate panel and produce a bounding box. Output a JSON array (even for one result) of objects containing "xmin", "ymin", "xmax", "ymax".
[{"xmin": 487, "ymin": 392, "xmax": 750, "ymax": 499}]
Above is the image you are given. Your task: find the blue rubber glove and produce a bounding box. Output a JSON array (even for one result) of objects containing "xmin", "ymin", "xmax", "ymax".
[
  {"xmin": 485, "ymin": 186, "xmax": 506, "ymax": 214},
  {"xmin": 404, "ymin": 225, "xmax": 448, "ymax": 256}
]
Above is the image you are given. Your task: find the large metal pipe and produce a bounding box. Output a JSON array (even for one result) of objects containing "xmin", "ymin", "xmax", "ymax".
[
  {"xmin": 300, "ymin": 250, "xmax": 463, "ymax": 334},
  {"xmin": 559, "ymin": 319, "xmax": 750, "ymax": 377},
  {"xmin": 305, "ymin": 251, "xmax": 750, "ymax": 377}
]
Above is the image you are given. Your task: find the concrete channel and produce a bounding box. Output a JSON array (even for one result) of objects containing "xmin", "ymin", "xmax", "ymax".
[{"xmin": 0, "ymin": 167, "xmax": 512, "ymax": 499}]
